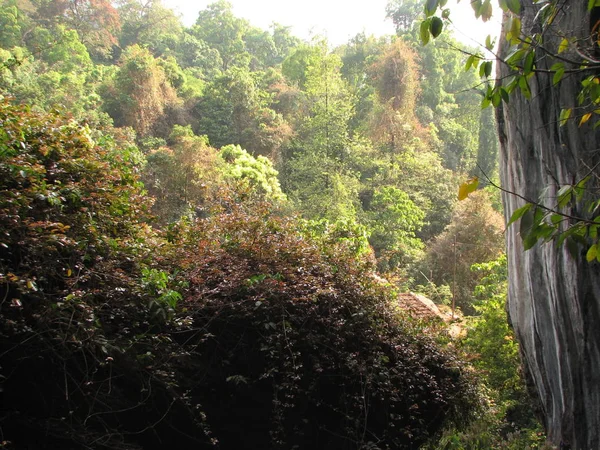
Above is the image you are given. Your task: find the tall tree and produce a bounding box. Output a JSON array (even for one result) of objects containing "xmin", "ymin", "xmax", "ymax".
[
  {"xmin": 192, "ymin": 0, "xmax": 249, "ymax": 70},
  {"xmin": 367, "ymin": 38, "xmax": 420, "ymax": 154},
  {"xmin": 416, "ymin": 190, "xmax": 505, "ymax": 315},
  {"xmin": 116, "ymin": 0, "xmax": 182, "ymax": 56},
  {"xmin": 33, "ymin": 0, "xmax": 121, "ymax": 59},
  {"xmin": 101, "ymin": 44, "xmax": 179, "ymax": 137}
]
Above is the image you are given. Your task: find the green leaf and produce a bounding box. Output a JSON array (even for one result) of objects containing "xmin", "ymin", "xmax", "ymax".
[
  {"xmin": 590, "ymin": 225, "xmax": 598, "ymax": 240},
  {"xmin": 458, "ymin": 177, "xmax": 479, "ymax": 200},
  {"xmin": 586, "ymin": 243, "xmax": 598, "ymax": 262},
  {"xmin": 588, "ymin": 0, "xmax": 600, "ymax": 11},
  {"xmin": 557, "ymin": 185, "xmax": 573, "ymax": 207},
  {"xmin": 480, "ymin": 0, "xmax": 493, "ymax": 21},
  {"xmin": 506, "ymin": 0, "xmax": 521, "ymax": 14},
  {"xmin": 465, "ymin": 54, "xmax": 476, "ymax": 71},
  {"xmin": 519, "ymin": 76, "xmax": 531, "ymax": 99},
  {"xmin": 424, "ymin": 0, "xmax": 438, "ymax": 17},
  {"xmin": 492, "ymin": 89, "xmax": 502, "ymax": 107},
  {"xmin": 485, "ymin": 35, "xmax": 494, "ymax": 50},
  {"xmin": 430, "ymin": 16, "xmax": 444, "ymax": 38},
  {"xmin": 507, "ymin": 203, "xmax": 533, "ymax": 227},
  {"xmin": 550, "ymin": 214, "xmax": 563, "ymax": 225},
  {"xmin": 522, "ymin": 229, "xmax": 539, "ymax": 250},
  {"xmin": 507, "ymin": 17, "xmax": 521, "ymax": 45},
  {"xmin": 551, "ymin": 63, "xmax": 565, "ymax": 85},
  {"xmin": 574, "ymin": 176, "xmax": 590, "ymax": 201},
  {"xmin": 420, "ymin": 20, "xmax": 431, "ymax": 45},
  {"xmin": 559, "ymin": 108, "xmax": 572, "ymax": 126},
  {"xmin": 519, "ymin": 206, "xmax": 535, "ymax": 236},
  {"xmin": 523, "ymin": 51, "xmax": 535, "ymax": 75},
  {"xmin": 479, "ymin": 61, "xmax": 493, "ymax": 79},
  {"xmin": 505, "ymin": 47, "xmax": 525, "ymax": 67}
]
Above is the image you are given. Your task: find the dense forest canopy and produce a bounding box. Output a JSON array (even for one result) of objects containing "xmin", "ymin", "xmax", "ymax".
[{"xmin": 0, "ymin": 0, "xmax": 553, "ymax": 448}]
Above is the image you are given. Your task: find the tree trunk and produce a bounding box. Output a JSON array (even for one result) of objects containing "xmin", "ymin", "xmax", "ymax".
[{"xmin": 497, "ymin": 3, "xmax": 600, "ymax": 448}]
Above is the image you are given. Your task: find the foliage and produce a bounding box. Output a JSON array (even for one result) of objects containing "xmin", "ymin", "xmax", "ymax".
[
  {"xmin": 192, "ymin": 0, "xmax": 250, "ymax": 70},
  {"xmin": 421, "ymin": 0, "xmax": 600, "ymax": 260},
  {"xmin": 0, "ymin": 3, "xmax": 532, "ymax": 447},
  {"xmin": 0, "ymin": 101, "xmax": 212, "ymax": 449},
  {"xmin": 366, "ymin": 186, "xmax": 425, "ymax": 271},
  {"xmin": 299, "ymin": 216, "xmax": 373, "ymax": 260},
  {"xmin": 423, "ymin": 255, "xmax": 547, "ymax": 449},
  {"xmin": 413, "ymin": 191, "xmax": 505, "ymax": 314},
  {"xmin": 141, "ymin": 267, "xmax": 184, "ymax": 322},
  {"xmin": 218, "ymin": 144, "xmax": 286, "ymax": 202},
  {"xmin": 366, "ymin": 38, "xmax": 420, "ymax": 152},
  {"xmin": 143, "ymin": 125, "xmax": 220, "ymax": 223},
  {"xmin": 0, "ymin": 101, "xmax": 483, "ymax": 449},
  {"xmin": 0, "ymin": 99, "xmax": 148, "ymax": 288},
  {"xmin": 194, "ymin": 66, "xmax": 291, "ymax": 156},
  {"xmin": 101, "ymin": 44, "xmax": 179, "ymax": 137},
  {"xmin": 172, "ymin": 201, "xmax": 481, "ymax": 449},
  {"xmin": 116, "ymin": 0, "xmax": 182, "ymax": 56}
]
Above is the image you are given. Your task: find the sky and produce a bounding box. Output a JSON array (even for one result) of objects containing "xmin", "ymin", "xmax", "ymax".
[{"xmin": 163, "ymin": 0, "xmax": 503, "ymax": 49}]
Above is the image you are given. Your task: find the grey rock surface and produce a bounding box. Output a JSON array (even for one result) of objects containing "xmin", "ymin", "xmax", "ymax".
[{"xmin": 497, "ymin": 3, "xmax": 600, "ymax": 448}]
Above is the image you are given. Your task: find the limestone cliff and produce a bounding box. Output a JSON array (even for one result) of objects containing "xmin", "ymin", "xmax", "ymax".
[{"xmin": 497, "ymin": 2, "xmax": 600, "ymax": 448}]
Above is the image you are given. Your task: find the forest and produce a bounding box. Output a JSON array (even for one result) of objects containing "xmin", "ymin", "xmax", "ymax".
[{"xmin": 0, "ymin": 0, "xmax": 570, "ymax": 448}]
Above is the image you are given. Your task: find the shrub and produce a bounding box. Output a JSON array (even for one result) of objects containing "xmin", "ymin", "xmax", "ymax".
[{"xmin": 171, "ymin": 202, "xmax": 481, "ymax": 449}]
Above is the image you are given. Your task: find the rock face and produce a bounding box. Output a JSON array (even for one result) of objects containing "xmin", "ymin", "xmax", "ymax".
[{"xmin": 497, "ymin": 3, "xmax": 600, "ymax": 448}]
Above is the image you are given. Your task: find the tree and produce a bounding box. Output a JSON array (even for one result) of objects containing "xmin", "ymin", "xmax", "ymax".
[
  {"xmin": 280, "ymin": 41, "xmax": 361, "ymax": 223},
  {"xmin": 386, "ymin": 0, "xmax": 422, "ymax": 32},
  {"xmin": 194, "ymin": 66, "xmax": 291, "ymax": 156},
  {"xmin": 366, "ymin": 186, "xmax": 425, "ymax": 271},
  {"xmin": 415, "ymin": 190, "xmax": 504, "ymax": 315},
  {"xmin": 116, "ymin": 0, "xmax": 182, "ymax": 56},
  {"xmin": 367, "ymin": 38, "xmax": 420, "ymax": 153},
  {"xmin": 192, "ymin": 0, "xmax": 249, "ymax": 70},
  {"xmin": 421, "ymin": 1, "xmax": 600, "ymax": 447},
  {"xmin": 218, "ymin": 144, "xmax": 286, "ymax": 202},
  {"xmin": 32, "ymin": 0, "xmax": 121, "ymax": 59},
  {"xmin": 143, "ymin": 125, "xmax": 220, "ymax": 223},
  {"xmin": 0, "ymin": 0, "xmax": 27, "ymax": 48},
  {"xmin": 101, "ymin": 44, "xmax": 179, "ymax": 137}
]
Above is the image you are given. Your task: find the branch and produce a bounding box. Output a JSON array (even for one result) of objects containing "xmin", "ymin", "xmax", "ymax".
[{"xmin": 476, "ymin": 165, "xmax": 597, "ymax": 226}]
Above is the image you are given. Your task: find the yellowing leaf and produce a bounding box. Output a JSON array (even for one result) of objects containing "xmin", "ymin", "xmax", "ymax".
[
  {"xmin": 558, "ymin": 38, "xmax": 569, "ymax": 54},
  {"xmin": 587, "ymin": 243, "xmax": 598, "ymax": 262},
  {"xmin": 580, "ymin": 113, "xmax": 592, "ymax": 126},
  {"xmin": 458, "ymin": 177, "xmax": 479, "ymax": 200}
]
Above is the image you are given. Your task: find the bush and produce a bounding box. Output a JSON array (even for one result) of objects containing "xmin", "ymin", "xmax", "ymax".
[
  {"xmin": 0, "ymin": 101, "xmax": 208, "ymax": 449},
  {"xmin": 171, "ymin": 202, "xmax": 481, "ymax": 449}
]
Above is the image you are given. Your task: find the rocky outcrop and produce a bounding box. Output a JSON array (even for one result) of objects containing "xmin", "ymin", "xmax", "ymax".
[
  {"xmin": 397, "ymin": 292, "xmax": 447, "ymax": 321},
  {"xmin": 497, "ymin": 3, "xmax": 600, "ymax": 448}
]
